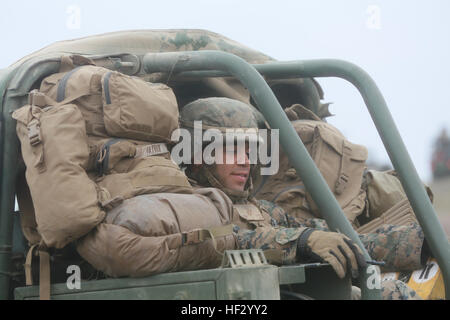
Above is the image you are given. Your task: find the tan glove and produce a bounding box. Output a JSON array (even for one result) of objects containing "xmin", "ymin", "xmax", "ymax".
[{"xmin": 296, "ymin": 228, "xmax": 367, "ymax": 279}]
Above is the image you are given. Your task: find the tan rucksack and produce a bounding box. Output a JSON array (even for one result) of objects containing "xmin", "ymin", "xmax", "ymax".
[
  {"xmin": 40, "ymin": 57, "xmax": 179, "ymax": 142},
  {"xmin": 38, "ymin": 55, "xmax": 192, "ymax": 206},
  {"xmin": 76, "ymin": 188, "xmax": 236, "ymax": 277},
  {"xmin": 254, "ymin": 119, "xmax": 368, "ymax": 226},
  {"xmin": 12, "ymin": 97, "xmax": 105, "ymax": 249}
]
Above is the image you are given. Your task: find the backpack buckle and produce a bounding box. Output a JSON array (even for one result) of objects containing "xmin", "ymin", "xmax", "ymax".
[
  {"xmin": 27, "ymin": 120, "xmax": 42, "ymax": 146},
  {"xmin": 181, "ymin": 229, "xmax": 201, "ymax": 246}
]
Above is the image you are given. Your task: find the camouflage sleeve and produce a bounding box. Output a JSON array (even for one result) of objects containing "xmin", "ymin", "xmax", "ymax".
[
  {"xmin": 359, "ymin": 222, "xmax": 426, "ymax": 272},
  {"xmin": 255, "ymin": 199, "xmax": 308, "ymax": 228},
  {"xmin": 285, "ymin": 216, "xmax": 427, "ymax": 272},
  {"xmin": 240, "ymin": 201, "xmax": 427, "ymax": 272},
  {"xmin": 233, "ymin": 224, "xmax": 308, "ymax": 265},
  {"xmin": 301, "ymin": 218, "xmax": 330, "ymax": 231}
]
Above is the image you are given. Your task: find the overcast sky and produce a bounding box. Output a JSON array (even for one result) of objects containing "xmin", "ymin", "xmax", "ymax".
[{"xmin": 2, "ymin": 0, "xmax": 449, "ymax": 183}]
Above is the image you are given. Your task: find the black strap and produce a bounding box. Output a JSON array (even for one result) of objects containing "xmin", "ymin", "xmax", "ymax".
[
  {"xmin": 56, "ymin": 66, "xmax": 84, "ymax": 102},
  {"xmin": 296, "ymin": 228, "xmax": 314, "ymax": 262},
  {"xmin": 96, "ymin": 139, "xmax": 121, "ymax": 176},
  {"xmin": 103, "ymin": 71, "xmax": 113, "ymax": 105}
]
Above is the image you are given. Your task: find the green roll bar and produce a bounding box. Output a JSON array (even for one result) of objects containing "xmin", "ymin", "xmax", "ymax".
[
  {"xmin": 144, "ymin": 51, "xmax": 385, "ymax": 300},
  {"xmin": 200, "ymin": 59, "xmax": 450, "ymax": 298},
  {"xmin": 144, "ymin": 51, "xmax": 450, "ymax": 299}
]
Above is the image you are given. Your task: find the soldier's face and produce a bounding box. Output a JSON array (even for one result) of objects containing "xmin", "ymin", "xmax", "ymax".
[{"xmin": 212, "ymin": 144, "xmax": 250, "ymax": 191}]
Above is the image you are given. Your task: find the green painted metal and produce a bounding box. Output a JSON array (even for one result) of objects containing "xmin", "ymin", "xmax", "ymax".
[
  {"xmin": 0, "ymin": 67, "xmax": 19, "ymax": 300},
  {"xmin": 19, "ymin": 281, "xmax": 218, "ymax": 300},
  {"xmin": 284, "ymin": 264, "xmax": 352, "ymax": 300},
  {"xmin": 278, "ymin": 264, "xmax": 307, "ymax": 285},
  {"xmin": 143, "ymin": 51, "xmax": 381, "ymax": 300},
  {"xmin": 15, "ymin": 263, "xmax": 348, "ymax": 300},
  {"xmin": 0, "ymin": 99, "xmax": 20, "ymax": 299},
  {"xmin": 15, "ymin": 265, "xmax": 282, "ymax": 300},
  {"xmin": 215, "ymin": 265, "xmax": 280, "ymax": 299}
]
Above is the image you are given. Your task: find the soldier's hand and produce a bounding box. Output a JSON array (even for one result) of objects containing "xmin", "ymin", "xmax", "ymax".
[{"xmin": 296, "ymin": 229, "xmax": 367, "ymax": 279}]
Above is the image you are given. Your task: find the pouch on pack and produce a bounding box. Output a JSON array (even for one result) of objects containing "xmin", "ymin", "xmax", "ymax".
[
  {"xmin": 254, "ymin": 119, "xmax": 368, "ymax": 225},
  {"xmin": 358, "ymin": 169, "xmax": 433, "ymax": 225},
  {"xmin": 87, "ymin": 138, "xmax": 193, "ymax": 206},
  {"xmin": 356, "ymin": 198, "xmax": 418, "ymax": 234},
  {"xmin": 40, "ymin": 55, "xmax": 179, "ymax": 142},
  {"xmin": 76, "ymin": 188, "xmax": 236, "ymax": 277},
  {"xmin": 12, "ymin": 93, "xmax": 105, "ymax": 249}
]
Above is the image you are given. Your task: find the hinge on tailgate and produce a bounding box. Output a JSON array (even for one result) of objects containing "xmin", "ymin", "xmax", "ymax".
[{"xmin": 221, "ymin": 249, "xmax": 268, "ymax": 268}]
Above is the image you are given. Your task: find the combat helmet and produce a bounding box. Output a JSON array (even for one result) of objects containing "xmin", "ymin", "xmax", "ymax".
[{"xmin": 179, "ymin": 97, "xmax": 265, "ymax": 201}]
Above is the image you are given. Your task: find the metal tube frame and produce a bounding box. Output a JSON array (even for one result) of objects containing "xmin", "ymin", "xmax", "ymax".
[
  {"xmin": 144, "ymin": 51, "xmax": 385, "ymax": 300},
  {"xmin": 166, "ymin": 53, "xmax": 450, "ymax": 299},
  {"xmin": 174, "ymin": 58, "xmax": 450, "ymax": 299}
]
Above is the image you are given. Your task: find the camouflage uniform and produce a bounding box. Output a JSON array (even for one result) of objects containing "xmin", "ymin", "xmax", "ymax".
[
  {"xmin": 234, "ymin": 225, "xmax": 304, "ymax": 265},
  {"xmin": 256, "ymin": 199, "xmax": 426, "ymax": 271},
  {"xmin": 240, "ymin": 199, "xmax": 423, "ymax": 300},
  {"xmin": 232, "ymin": 200, "xmax": 309, "ymax": 265}
]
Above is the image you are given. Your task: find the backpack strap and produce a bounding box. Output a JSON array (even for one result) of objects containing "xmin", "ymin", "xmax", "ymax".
[
  {"xmin": 335, "ymin": 140, "xmax": 352, "ymax": 195},
  {"xmin": 24, "ymin": 243, "xmax": 39, "ymax": 286},
  {"xmin": 181, "ymin": 225, "xmax": 234, "ymax": 246},
  {"xmin": 55, "ymin": 66, "xmax": 94, "ymax": 106},
  {"xmin": 57, "ymin": 66, "xmax": 84, "ymax": 102},
  {"xmin": 24, "ymin": 242, "xmax": 51, "ymax": 300},
  {"xmin": 28, "ymin": 89, "xmax": 57, "ymax": 107},
  {"xmin": 26, "ymin": 105, "xmax": 46, "ymax": 173},
  {"xmin": 179, "ymin": 225, "xmax": 235, "ymax": 256},
  {"xmin": 38, "ymin": 246, "xmax": 51, "ymax": 300},
  {"xmin": 95, "ymin": 139, "xmax": 121, "ymax": 176}
]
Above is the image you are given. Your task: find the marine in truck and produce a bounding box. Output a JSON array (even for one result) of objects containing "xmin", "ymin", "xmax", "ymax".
[{"xmin": 177, "ymin": 96, "xmax": 428, "ymax": 299}]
